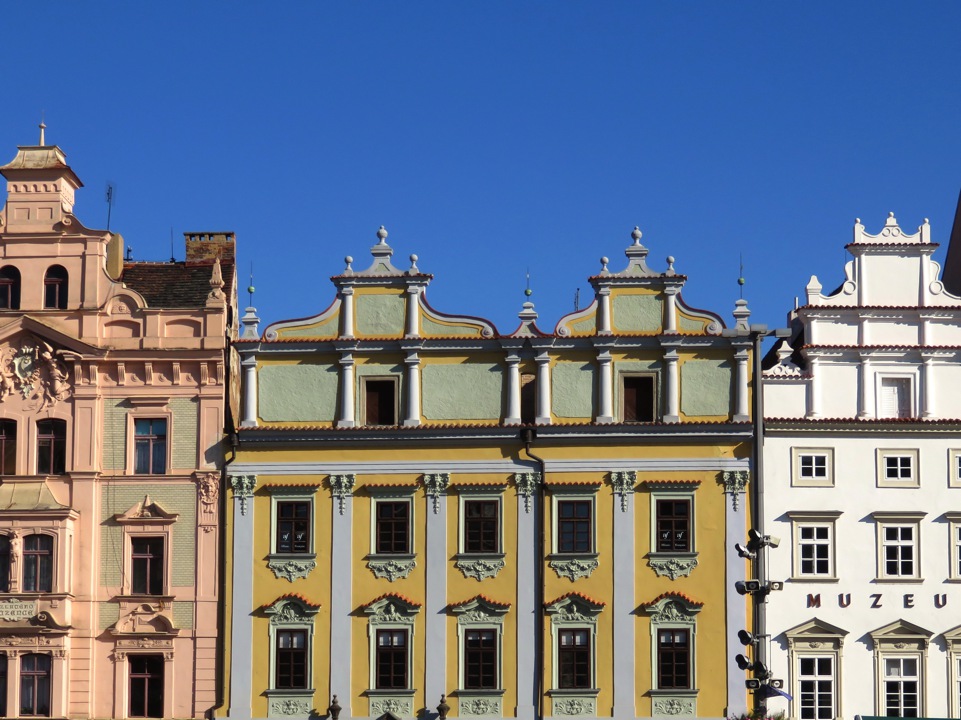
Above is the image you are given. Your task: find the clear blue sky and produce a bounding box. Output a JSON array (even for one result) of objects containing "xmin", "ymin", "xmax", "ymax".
[{"xmin": 3, "ymin": 3, "xmax": 961, "ymax": 336}]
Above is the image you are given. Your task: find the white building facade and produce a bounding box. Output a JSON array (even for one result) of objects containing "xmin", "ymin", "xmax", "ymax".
[{"xmin": 762, "ymin": 213, "xmax": 961, "ymax": 719}]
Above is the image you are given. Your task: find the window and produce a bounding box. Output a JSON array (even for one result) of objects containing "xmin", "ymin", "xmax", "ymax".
[
  {"xmin": 464, "ymin": 629, "xmax": 497, "ymax": 689},
  {"xmin": 798, "ymin": 656, "xmax": 835, "ymax": 720},
  {"xmin": 873, "ymin": 512, "xmax": 924, "ymax": 582},
  {"xmin": 789, "ymin": 511, "xmax": 841, "ymax": 581},
  {"xmin": 0, "ymin": 266, "xmax": 21, "ymax": 310},
  {"xmin": 949, "ymin": 514, "xmax": 961, "ymax": 580},
  {"xmin": 884, "ymin": 657, "xmax": 919, "ymax": 717},
  {"xmin": 20, "ymin": 653, "xmax": 50, "ymax": 717},
  {"xmin": 375, "ymin": 501, "xmax": 410, "ymax": 555},
  {"xmin": 275, "ymin": 630, "xmax": 308, "ymax": 689},
  {"xmin": 656, "ymin": 499, "xmax": 690, "ymax": 552},
  {"xmin": 657, "ymin": 629, "xmax": 690, "ymax": 689},
  {"xmin": 43, "ymin": 265, "xmax": 68, "ymax": 310},
  {"xmin": 879, "ymin": 377, "xmax": 912, "ymax": 419},
  {"xmin": 950, "ymin": 449, "xmax": 961, "ymax": 488},
  {"xmin": 36, "ymin": 419, "xmax": 66, "ymax": 475},
  {"xmin": 0, "ymin": 420, "xmax": 16, "ymax": 476},
  {"xmin": 376, "ymin": 629, "xmax": 409, "ymax": 689},
  {"xmin": 277, "ymin": 502, "xmax": 311, "ymax": 554},
  {"xmin": 0, "ymin": 536, "xmax": 8, "ymax": 592},
  {"xmin": 0, "ymin": 654, "xmax": 6, "ymax": 717},
  {"xmin": 520, "ymin": 373, "xmax": 536, "ymax": 425},
  {"xmin": 877, "ymin": 449, "xmax": 918, "ymax": 487},
  {"xmin": 463, "ymin": 499, "xmax": 499, "ymax": 554},
  {"xmin": 451, "ymin": 596, "xmax": 508, "ymax": 708},
  {"xmin": 791, "ymin": 447, "xmax": 834, "ymax": 487},
  {"xmin": 134, "ymin": 419, "xmax": 167, "ymax": 474},
  {"xmin": 557, "ymin": 500, "xmax": 592, "ymax": 554},
  {"xmin": 22, "ymin": 534, "xmax": 52, "ymax": 593},
  {"xmin": 363, "ymin": 377, "xmax": 397, "ymax": 426},
  {"xmin": 129, "ymin": 655, "xmax": 164, "ymax": 718},
  {"xmin": 131, "ymin": 537, "xmax": 165, "ymax": 595},
  {"xmin": 621, "ymin": 374, "xmax": 655, "ymax": 422},
  {"xmin": 558, "ymin": 628, "xmax": 591, "ymax": 689}
]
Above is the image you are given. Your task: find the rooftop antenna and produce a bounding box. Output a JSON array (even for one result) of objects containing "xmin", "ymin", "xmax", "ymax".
[
  {"xmin": 525, "ymin": 269, "xmax": 532, "ymax": 299},
  {"xmin": 247, "ymin": 263, "xmax": 255, "ymax": 307},
  {"xmin": 574, "ymin": 287, "xmax": 580, "ymax": 311},
  {"xmin": 737, "ymin": 253, "xmax": 745, "ymax": 299},
  {"xmin": 125, "ymin": 245, "xmax": 133, "ymax": 261},
  {"xmin": 105, "ymin": 183, "xmax": 115, "ymax": 231},
  {"xmin": 170, "ymin": 228, "xmax": 175, "ymax": 262}
]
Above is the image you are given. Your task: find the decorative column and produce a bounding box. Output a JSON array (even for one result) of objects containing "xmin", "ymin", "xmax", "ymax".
[
  {"xmin": 405, "ymin": 285, "xmax": 423, "ymax": 337},
  {"xmin": 733, "ymin": 348, "xmax": 749, "ymax": 422},
  {"xmin": 721, "ymin": 470, "xmax": 749, "ymax": 717},
  {"xmin": 228, "ymin": 474, "xmax": 257, "ymax": 720},
  {"xmin": 597, "ymin": 350, "xmax": 614, "ymax": 424},
  {"xmin": 596, "ymin": 286, "xmax": 612, "ymax": 334},
  {"xmin": 514, "ymin": 472, "xmax": 540, "ymax": 720},
  {"xmin": 340, "ymin": 287, "xmax": 355, "ymax": 338},
  {"xmin": 240, "ymin": 354, "xmax": 258, "ymax": 428},
  {"xmin": 807, "ymin": 357, "xmax": 822, "ymax": 419},
  {"xmin": 535, "ymin": 351, "xmax": 552, "ymax": 425},
  {"xmin": 338, "ymin": 353, "xmax": 356, "ymax": 428},
  {"xmin": 858, "ymin": 356, "xmax": 872, "ymax": 419},
  {"xmin": 329, "ymin": 474, "xmax": 354, "ymax": 717},
  {"xmin": 611, "ymin": 471, "xmax": 635, "ymax": 720},
  {"xmin": 663, "ymin": 286, "xmax": 679, "ymax": 333},
  {"xmin": 922, "ymin": 356, "xmax": 935, "ymax": 418},
  {"xmin": 404, "ymin": 352, "xmax": 421, "ymax": 427},
  {"xmin": 505, "ymin": 354, "xmax": 521, "ymax": 424},
  {"xmin": 663, "ymin": 349, "xmax": 680, "ymax": 423},
  {"xmin": 424, "ymin": 473, "xmax": 449, "ymax": 713}
]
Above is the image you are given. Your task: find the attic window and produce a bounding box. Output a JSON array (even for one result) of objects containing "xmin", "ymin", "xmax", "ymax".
[
  {"xmin": 879, "ymin": 377, "xmax": 912, "ymax": 419},
  {"xmin": 363, "ymin": 378, "xmax": 398, "ymax": 426},
  {"xmin": 622, "ymin": 375, "xmax": 655, "ymax": 422},
  {"xmin": 43, "ymin": 265, "xmax": 68, "ymax": 310},
  {"xmin": 0, "ymin": 266, "xmax": 21, "ymax": 310},
  {"xmin": 520, "ymin": 373, "xmax": 536, "ymax": 424}
]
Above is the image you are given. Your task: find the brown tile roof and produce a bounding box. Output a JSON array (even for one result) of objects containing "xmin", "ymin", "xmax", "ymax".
[
  {"xmin": 846, "ymin": 241, "xmax": 940, "ymax": 249},
  {"xmin": 642, "ymin": 479, "xmax": 703, "ymax": 489},
  {"xmin": 448, "ymin": 595, "xmax": 511, "ymax": 610},
  {"xmin": 121, "ymin": 259, "xmax": 234, "ymax": 309},
  {"xmin": 645, "ymin": 591, "xmax": 704, "ymax": 608},
  {"xmin": 766, "ymin": 416, "xmax": 961, "ymax": 425},
  {"xmin": 240, "ymin": 419, "xmax": 750, "ymax": 432}
]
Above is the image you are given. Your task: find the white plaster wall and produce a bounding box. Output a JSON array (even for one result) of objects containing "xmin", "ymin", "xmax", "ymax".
[
  {"xmin": 927, "ymin": 320, "xmax": 961, "ymax": 345},
  {"xmin": 812, "ymin": 319, "xmax": 859, "ymax": 346},
  {"xmin": 933, "ymin": 364, "xmax": 961, "ymax": 416},
  {"xmin": 763, "ymin": 382, "xmax": 807, "ymax": 419},
  {"xmin": 861, "ymin": 255, "xmax": 922, "ymax": 305},
  {"xmin": 867, "ymin": 320, "xmax": 920, "ymax": 346},
  {"xmin": 817, "ymin": 364, "xmax": 860, "ymax": 418}
]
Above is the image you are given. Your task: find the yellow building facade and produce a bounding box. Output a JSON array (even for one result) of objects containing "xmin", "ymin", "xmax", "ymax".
[{"xmin": 222, "ymin": 226, "xmax": 754, "ymax": 720}]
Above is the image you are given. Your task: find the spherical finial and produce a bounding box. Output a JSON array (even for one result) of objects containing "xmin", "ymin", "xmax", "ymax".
[
  {"xmin": 410, "ymin": 254, "xmax": 418, "ymax": 263},
  {"xmin": 345, "ymin": 255, "xmax": 353, "ymax": 265},
  {"xmin": 377, "ymin": 225, "xmax": 388, "ymax": 241},
  {"xmin": 631, "ymin": 226, "xmax": 642, "ymax": 242},
  {"xmin": 737, "ymin": 277, "xmax": 745, "ymax": 286},
  {"xmin": 524, "ymin": 288, "xmax": 533, "ymax": 297},
  {"xmin": 667, "ymin": 255, "xmax": 674, "ymax": 264},
  {"xmin": 247, "ymin": 285, "xmax": 255, "ymax": 295},
  {"xmin": 855, "ymin": 218, "xmax": 861, "ymax": 224}
]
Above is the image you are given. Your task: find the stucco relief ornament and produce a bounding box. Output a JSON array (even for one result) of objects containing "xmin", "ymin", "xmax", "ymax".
[
  {"xmin": 229, "ymin": 475, "xmax": 256, "ymax": 516},
  {"xmin": 367, "ymin": 557, "xmax": 416, "ymax": 582},
  {"xmin": 765, "ymin": 342, "xmax": 801, "ymax": 377},
  {"xmin": 455, "ymin": 557, "xmax": 506, "ymax": 581},
  {"xmin": 610, "ymin": 470, "xmax": 636, "ymax": 512},
  {"xmin": 328, "ymin": 474, "xmax": 355, "ymax": 515},
  {"xmin": 720, "ymin": 470, "xmax": 749, "ymax": 511},
  {"xmin": 268, "ymin": 558, "xmax": 317, "ymax": 582},
  {"xmin": 648, "ymin": 556, "xmax": 698, "ymax": 580},
  {"xmin": 554, "ymin": 699, "xmax": 593, "ymax": 716},
  {"xmin": 0, "ymin": 340, "xmax": 72, "ymax": 409},
  {"xmin": 273, "ymin": 698, "xmax": 312, "ymax": 716},
  {"xmin": 370, "ymin": 698, "xmax": 411, "ymax": 715},
  {"xmin": 422, "ymin": 473, "xmax": 450, "ymax": 514},
  {"xmin": 550, "ymin": 557, "xmax": 599, "ymax": 581},
  {"xmin": 196, "ymin": 473, "xmax": 219, "ymax": 505},
  {"xmin": 653, "ymin": 698, "xmax": 693, "ymax": 716},
  {"xmin": 461, "ymin": 699, "xmax": 500, "ymax": 715},
  {"xmin": 514, "ymin": 472, "xmax": 541, "ymax": 513}
]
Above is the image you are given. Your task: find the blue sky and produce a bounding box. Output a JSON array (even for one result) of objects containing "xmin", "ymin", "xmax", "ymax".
[{"xmin": 3, "ymin": 3, "xmax": 961, "ymax": 337}]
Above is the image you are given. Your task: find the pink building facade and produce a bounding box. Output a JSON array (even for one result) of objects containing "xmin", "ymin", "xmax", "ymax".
[{"xmin": 0, "ymin": 130, "xmax": 235, "ymax": 718}]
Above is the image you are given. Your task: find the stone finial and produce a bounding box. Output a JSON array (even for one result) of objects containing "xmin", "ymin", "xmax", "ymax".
[
  {"xmin": 437, "ymin": 695, "xmax": 450, "ymax": 720},
  {"xmin": 409, "ymin": 254, "xmax": 419, "ymax": 273},
  {"xmin": 207, "ymin": 256, "xmax": 225, "ymax": 304},
  {"xmin": 344, "ymin": 256, "xmax": 354, "ymax": 274},
  {"xmin": 328, "ymin": 695, "xmax": 342, "ymax": 720},
  {"xmin": 376, "ymin": 225, "xmax": 388, "ymax": 244},
  {"xmin": 631, "ymin": 225, "xmax": 642, "ymax": 244},
  {"xmin": 599, "ymin": 256, "xmax": 609, "ymax": 274},
  {"xmin": 733, "ymin": 298, "xmax": 750, "ymax": 331},
  {"xmin": 38, "ymin": 120, "xmax": 46, "ymax": 146},
  {"xmin": 240, "ymin": 307, "xmax": 261, "ymax": 339},
  {"xmin": 665, "ymin": 256, "xmax": 676, "ymax": 276},
  {"xmin": 805, "ymin": 275, "xmax": 823, "ymax": 305}
]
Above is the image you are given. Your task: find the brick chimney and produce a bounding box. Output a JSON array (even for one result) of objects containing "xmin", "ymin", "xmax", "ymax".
[{"xmin": 185, "ymin": 232, "xmax": 235, "ymax": 264}]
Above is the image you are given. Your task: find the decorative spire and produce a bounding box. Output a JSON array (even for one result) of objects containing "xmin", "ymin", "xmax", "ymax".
[
  {"xmin": 737, "ymin": 253, "xmax": 745, "ymax": 299},
  {"xmin": 525, "ymin": 269, "xmax": 532, "ymax": 298},
  {"xmin": 207, "ymin": 255, "xmax": 225, "ymax": 303},
  {"xmin": 732, "ymin": 298, "xmax": 750, "ymax": 331},
  {"xmin": 38, "ymin": 119, "xmax": 46, "ymax": 146},
  {"xmin": 247, "ymin": 265, "xmax": 255, "ymax": 307},
  {"xmin": 665, "ymin": 256, "xmax": 676, "ymax": 277}
]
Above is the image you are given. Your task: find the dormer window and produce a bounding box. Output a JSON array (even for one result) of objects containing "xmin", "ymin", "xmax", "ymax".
[
  {"xmin": 0, "ymin": 267, "xmax": 21, "ymax": 310},
  {"xmin": 43, "ymin": 265, "xmax": 68, "ymax": 310}
]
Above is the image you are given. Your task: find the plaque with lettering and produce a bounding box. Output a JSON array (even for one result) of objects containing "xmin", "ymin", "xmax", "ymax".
[{"xmin": 0, "ymin": 599, "xmax": 38, "ymax": 621}]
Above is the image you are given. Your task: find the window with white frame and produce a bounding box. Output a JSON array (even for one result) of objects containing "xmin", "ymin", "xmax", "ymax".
[
  {"xmin": 548, "ymin": 487, "xmax": 599, "ymax": 581},
  {"xmin": 266, "ymin": 485, "xmax": 319, "ymax": 582},
  {"xmin": 264, "ymin": 596, "xmax": 319, "ymax": 717},
  {"xmin": 126, "ymin": 401, "xmax": 173, "ymax": 476},
  {"xmin": 792, "ymin": 448, "xmax": 835, "ymax": 487},
  {"xmin": 646, "ymin": 480, "xmax": 700, "ymax": 580},
  {"xmin": 785, "ymin": 618, "xmax": 847, "ymax": 720},
  {"xmin": 367, "ymin": 491, "xmax": 416, "ymax": 582},
  {"xmin": 878, "ymin": 376, "xmax": 914, "ymax": 419},
  {"xmin": 870, "ymin": 619, "xmax": 931, "ymax": 718},
  {"xmin": 789, "ymin": 511, "xmax": 841, "ymax": 581},
  {"xmin": 450, "ymin": 596, "xmax": 508, "ymax": 714},
  {"xmin": 545, "ymin": 594, "xmax": 602, "ymax": 715},
  {"xmin": 949, "ymin": 449, "xmax": 961, "ymax": 488},
  {"xmin": 645, "ymin": 593, "xmax": 701, "ymax": 716},
  {"xmin": 364, "ymin": 594, "xmax": 420, "ymax": 717},
  {"xmin": 883, "ymin": 657, "xmax": 920, "ymax": 717},
  {"xmin": 455, "ymin": 490, "xmax": 506, "ymax": 581},
  {"xmin": 876, "ymin": 449, "xmax": 919, "ymax": 488},
  {"xmin": 873, "ymin": 511, "xmax": 925, "ymax": 581},
  {"xmin": 945, "ymin": 625, "xmax": 961, "ymax": 718}
]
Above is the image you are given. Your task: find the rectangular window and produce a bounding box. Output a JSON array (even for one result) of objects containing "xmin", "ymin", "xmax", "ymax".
[
  {"xmin": 656, "ymin": 499, "xmax": 691, "ymax": 552},
  {"xmin": 22, "ymin": 535, "xmax": 52, "ymax": 593},
  {"xmin": 464, "ymin": 628, "xmax": 497, "ymax": 690},
  {"xmin": 657, "ymin": 629, "xmax": 690, "ymax": 689},
  {"xmin": 276, "ymin": 502, "xmax": 311, "ymax": 554},
  {"xmin": 376, "ymin": 629, "xmax": 409, "ymax": 689},
  {"xmin": 800, "ymin": 454, "xmax": 827, "ymax": 480},
  {"xmin": 792, "ymin": 448, "xmax": 834, "ymax": 487},
  {"xmin": 884, "ymin": 657, "xmax": 919, "ymax": 717},
  {"xmin": 364, "ymin": 378, "xmax": 397, "ymax": 426},
  {"xmin": 36, "ymin": 419, "xmax": 66, "ymax": 475},
  {"xmin": 20, "ymin": 653, "xmax": 50, "ymax": 717},
  {"xmin": 131, "ymin": 537, "xmax": 165, "ymax": 595},
  {"xmin": 798, "ymin": 656, "xmax": 835, "ymax": 720},
  {"xmin": 520, "ymin": 373, "xmax": 536, "ymax": 424},
  {"xmin": 798, "ymin": 525, "xmax": 832, "ymax": 577},
  {"xmin": 622, "ymin": 375, "xmax": 655, "ymax": 422},
  {"xmin": 129, "ymin": 655, "xmax": 164, "ymax": 718},
  {"xmin": 463, "ymin": 500, "xmax": 499, "ymax": 554},
  {"xmin": 375, "ymin": 501, "xmax": 410, "ymax": 555},
  {"xmin": 0, "ymin": 654, "xmax": 6, "ymax": 718},
  {"xmin": 885, "ymin": 455, "xmax": 912, "ymax": 480},
  {"xmin": 955, "ymin": 525, "xmax": 961, "ymax": 578},
  {"xmin": 882, "ymin": 525, "xmax": 916, "ymax": 578},
  {"xmin": 0, "ymin": 536, "xmax": 8, "ymax": 593},
  {"xmin": 877, "ymin": 449, "xmax": 919, "ymax": 488},
  {"xmin": 880, "ymin": 377, "xmax": 912, "ymax": 419},
  {"xmin": 557, "ymin": 500, "xmax": 592, "ymax": 554},
  {"xmin": 275, "ymin": 629, "xmax": 308, "ymax": 689},
  {"xmin": 134, "ymin": 419, "xmax": 167, "ymax": 474},
  {"xmin": 0, "ymin": 420, "xmax": 16, "ymax": 476},
  {"xmin": 557, "ymin": 628, "xmax": 591, "ymax": 689}
]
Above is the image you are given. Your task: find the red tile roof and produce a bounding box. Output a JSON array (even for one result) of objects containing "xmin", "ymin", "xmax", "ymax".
[
  {"xmin": 545, "ymin": 591, "xmax": 606, "ymax": 608},
  {"xmin": 364, "ymin": 593, "xmax": 422, "ymax": 609},
  {"xmin": 448, "ymin": 595, "xmax": 511, "ymax": 610},
  {"xmin": 267, "ymin": 593, "xmax": 322, "ymax": 610},
  {"xmin": 645, "ymin": 591, "xmax": 704, "ymax": 608}
]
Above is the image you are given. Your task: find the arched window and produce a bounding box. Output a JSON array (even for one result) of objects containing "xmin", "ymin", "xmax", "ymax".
[
  {"xmin": 22, "ymin": 534, "xmax": 52, "ymax": 593},
  {"xmin": 0, "ymin": 266, "xmax": 21, "ymax": 310},
  {"xmin": 0, "ymin": 536, "xmax": 10, "ymax": 593},
  {"xmin": 44, "ymin": 265, "xmax": 68, "ymax": 309},
  {"xmin": 36, "ymin": 419, "xmax": 66, "ymax": 475},
  {"xmin": 0, "ymin": 420, "xmax": 17, "ymax": 476}
]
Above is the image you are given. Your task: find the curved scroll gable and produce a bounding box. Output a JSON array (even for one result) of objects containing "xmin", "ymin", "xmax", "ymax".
[
  {"xmin": 555, "ymin": 299, "xmax": 598, "ymax": 337},
  {"xmin": 264, "ymin": 297, "xmax": 342, "ymax": 341},
  {"xmin": 675, "ymin": 294, "xmax": 725, "ymax": 336},
  {"xmin": 419, "ymin": 295, "xmax": 496, "ymax": 339}
]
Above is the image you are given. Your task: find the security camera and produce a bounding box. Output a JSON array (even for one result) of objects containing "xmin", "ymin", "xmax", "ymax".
[{"xmin": 767, "ymin": 535, "xmax": 781, "ymax": 549}]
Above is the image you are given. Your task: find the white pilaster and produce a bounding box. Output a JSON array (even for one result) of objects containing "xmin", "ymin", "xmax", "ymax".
[
  {"xmin": 535, "ymin": 352, "xmax": 552, "ymax": 425},
  {"xmin": 597, "ymin": 286, "xmax": 612, "ymax": 334},
  {"xmin": 515, "ymin": 478, "xmax": 537, "ymax": 720},
  {"xmin": 664, "ymin": 350, "xmax": 680, "ymax": 423},
  {"xmin": 341, "ymin": 287, "xmax": 355, "ymax": 338},
  {"xmin": 505, "ymin": 355, "xmax": 521, "ymax": 425},
  {"xmin": 807, "ymin": 357, "xmax": 821, "ymax": 419},
  {"xmin": 733, "ymin": 348, "xmax": 749, "ymax": 422},
  {"xmin": 240, "ymin": 354, "xmax": 258, "ymax": 428},
  {"xmin": 597, "ymin": 350, "xmax": 614, "ymax": 423},
  {"xmin": 404, "ymin": 352, "xmax": 421, "ymax": 427},
  {"xmin": 922, "ymin": 356, "xmax": 935, "ymax": 418},
  {"xmin": 858, "ymin": 356, "xmax": 872, "ymax": 419},
  {"xmin": 329, "ymin": 492, "xmax": 353, "ymax": 717},
  {"xmin": 338, "ymin": 354, "xmax": 356, "ymax": 428},
  {"xmin": 612, "ymin": 489, "xmax": 635, "ymax": 719},
  {"xmin": 663, "ymin": 286, "xmax": 678, "ymax": 333},
  {"xmin": 722, "ymin": 472, "xmax": 749, "ymax": 718},
  {"xmin": 228, "ymin": 474, "xmax": 257, "ymax": 720},
  {"xmin": 406, "ymin": 286, "xmax": 422, "ymax": 338},
  {"xmin": 425, "ymin": 493, "xmax": 447, "ymax": 714}
]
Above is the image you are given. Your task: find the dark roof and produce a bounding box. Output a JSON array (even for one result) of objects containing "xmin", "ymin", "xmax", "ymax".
[{"xmin": 121, "ymin": 259, "xmax": 234, "ymax": 309}]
